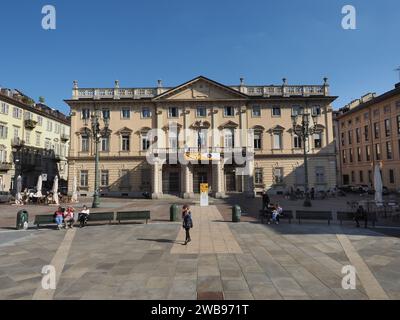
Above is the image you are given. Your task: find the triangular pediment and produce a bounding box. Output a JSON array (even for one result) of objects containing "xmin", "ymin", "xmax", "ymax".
[{"xmin": 153, "ymin": 76, "xmax": 248, "ymax": 101}]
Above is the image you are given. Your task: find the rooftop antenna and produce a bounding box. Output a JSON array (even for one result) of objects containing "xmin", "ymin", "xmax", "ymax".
[{"xmin": 395, "ymin": 66, "xmax": 400, "ymax": 82}]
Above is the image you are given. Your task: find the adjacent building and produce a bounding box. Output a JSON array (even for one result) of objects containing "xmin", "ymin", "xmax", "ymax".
[
  {"xmin": 65, "ymin": 76, "xmax": 337, "ymax": 199},
  {"xmin": 336, "ymin": 82, "xmax": 400, "ymax": 191},
  {"xmin": 0, "ymin": 88, "xmax": 70, "ymax": 192}
]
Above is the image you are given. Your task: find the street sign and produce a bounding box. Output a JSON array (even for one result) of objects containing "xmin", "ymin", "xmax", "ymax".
[{"xmin": 200, "ymin": 183, "xmax": 209, "ymax": 207}]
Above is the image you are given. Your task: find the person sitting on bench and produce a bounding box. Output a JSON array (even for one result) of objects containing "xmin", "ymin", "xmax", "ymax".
[
  {"xmin": 78, "ymin": 205, "xmax": 90, "ymax": 228},
  {"xmin": 54, "ymin": 206, "xmax": 64, "ymax": 230},
  {"xmin": 64, "ymin": 206, "xmax": 75, "ymax": 229}
]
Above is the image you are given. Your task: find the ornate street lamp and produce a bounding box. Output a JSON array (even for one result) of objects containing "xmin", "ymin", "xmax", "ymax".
[
  {"xmin": 88, "ymin": 110, "xmax": 109, "ymax": 208},
  {"xmin": 291, "ymin": 110, "xmax": 318, "ymax": 207}
]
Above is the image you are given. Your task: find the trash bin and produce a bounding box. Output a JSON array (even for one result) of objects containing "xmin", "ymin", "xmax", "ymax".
[
  {"xmin": 170, "ymin": 204, "xmax": 179, "ymax": 222},
  {"xmin": 16, "ymin": 210, "xmax": 29, "ymax": 230},
  {"xmin": 232, "ymin": 205, "xmax": 241, "ymax": 222}
]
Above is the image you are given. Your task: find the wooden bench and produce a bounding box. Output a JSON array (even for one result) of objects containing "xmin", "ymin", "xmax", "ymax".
[
  {"xmin": 87, "ymin": 212, "xmax": 114, "ymax": 224},
  {"xmin": 116, "ymin": 211, "xmax": 150, "ymax": 224},
  {"xmin": 259, "ymin": 210, "xmax": 293, "ymax": 224},
  {"xmin": 34, "ymin": 214, "xmax": 57, "ymax": 228},
  {"xmin": 296, "ymin": 211, "xmax": 332, "ymax": 225}
]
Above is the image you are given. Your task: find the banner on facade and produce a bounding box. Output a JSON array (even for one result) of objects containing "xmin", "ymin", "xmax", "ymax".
[
  {"xmin": 184, "ymin": 152, "xmax": 220, "ymax": 161},
  {"xmin": 200, "ymin": 183, "xmax": 209, "ymax": 207}
]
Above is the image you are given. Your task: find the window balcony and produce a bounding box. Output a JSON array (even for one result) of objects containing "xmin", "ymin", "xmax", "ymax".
[
  {"xmin": 0, "ymin": 162, "xmax": 12, "ymax": 171},
  {"xmin": 61, "ymin": 134, "xmax": 70, "ymax": 142},
  {"xmin": 11, "ymin": 137, "xmax": 25, "ymax": 148}
]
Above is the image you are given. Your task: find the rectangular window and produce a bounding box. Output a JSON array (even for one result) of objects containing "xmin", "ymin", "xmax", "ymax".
[
  {"xmin": 37, "ymin": 116, "xmax": 43, "ymax": 126},
  {"xmin": 384, "ymin": 119, "xmax": 391, "ymax": 137},
  {"xmin": 102, "ymin": 109, "xmax": 110, "ymax": 120},
  {"xmin": 273, "ymin": 133, "xmax": 282, "ymax": 149},
  {"xmin": 224, "ymin": 129, "xmax": 234, "ymax": 148},
  {"xmin": 312, "ymin": 105, "xmax": 321, "ymax": 116},
  {"xmin": 254, "ymin": 168, "xmax": 263, "ymax": 185},
  {"xmin": 349, "ymin": 149, "xmax": 353, "ymax": 163},
  {"xmin": 13, "ymin": 127, "xmax": 19, "ymax": 138},
  {"xmin": 364, "ymin": 112, "xmax": 369, "ymax": 120},
  {"xmin": 364, "ymin": 125, "xmax": 369, "ymax": 141},
  {"xmin": 292, "ymin": 106, "xmax": 304, "ymax": 116},
  {"xmin": 315, "ymin": 166, "xmax": 325, "ymax": 184},
  {"xmin": 314, "ymin": 133, "xmax": 322, "ymax": 148},
  {"xmin": 342, "ymin": 150, "xmax": 346, "ymax": 164},
  {"xmin": 25, "ymin": 131, "xmax": 30, "ymax": 144},
  {"xmin": 82, "ymin": 109, "xmax": 90, "ymax": 119},
  {"xmin": 252, "ymin": 106, "xmax": 261, "ymax": 117},
  {"xmin": 101, "ymin": 137, "xmax": 109, "ymax": 152},
  {"xmin": 386, "ymin": 141, "xmax": 393, "ymax": 160},
  {"xmin": 142, "ymin": 107, "xmax": 151, "ymax": 118},
  {"xmin": 0, "ymin": 124, "xmax": 8, "ymax": 139},
  {"xmin": 80, "ymin": 170, "xmax": 88, "ymax": 187},
  {"xmin": 121, "ymin": 108, "xmax": 130, "ymax": 119},
  {"xmin": 254, "ymin": 132, "xmax": 262, "ymax": 150},
  {"xmin": 351, "ymin": 171, "xmax": 355, "ymax": 183},
  {"xmin": 46, "ymin": 120, "xmax": 53, "ymax": 132},
  {"xmin": 357, "ymin": 147, "xmax": 362, "ymax": 162},
  {"xmin": 224, "ymin": 106, "xmax": 234, "ymax": 117},
  {"xmin": 359, "ymin": 171, "xmax": 364, "ymax": 183},
  {"xmin": 35, "ymin": 132, "xmax": 41, "ymax": 146},
  {"xmin": 45, "ymin": 138, "xmax": 51, "ymax": 150},
  {"xmin": 356, "ymin": 128, "xmax": 360, "ymax": 143},
  {"xmin": 389, "ymin": 169, "xmax": 395, "ymax": 184},
  {"xmin": 375, "ymin": 143, "xmax": 381, "ymax": 160},
  {"xmin": 196, "ymin": 107, "xmax": 207, "ymax": 117},
  {"xmin": 365, "ymin": 146, "xmax": 371, "ymax": 161},
  {"xmin": 374, "ymin": 122, "xmax": 379, "ymax": 139},
  {"xmin": 121, "ymin": 135, "xmax": 130, "ymax": 151},
  {"xmin": 348, "ymin": 131, "xmax": 352, "ymax": 145},
  {"xmin": 273, "ymin": 167, "xmax": 284, "ymax": 184},
  {"xmin": 0, "ymin": 149, "xmax": 7, "ymax": 163},
  {"xmin": 55, "ymin": 123, "xmax": 60, "ymax": 134},
  {"xmin": 272, "ymin": 106, "xmax": 281, "ymax": 117},
  {"xmin": 13, "ymin": 107, "xmax": 22, "ymax": 119},
  {"xmin": 341, "ymin": 132, "xmax": 345, "ymax": 146},
  {"xmin": 101, "ymin": 170, "xmax": 109, "ymax": 187},
  {"xmin": 0, "ymin": 102, "xmax": 9, "ymax": 114},
  {"xmin": 142, "ymin": 133, "xmax": 150, "ymax": 151},
  {"xmin": 81, "ymin": 135, "xmax": 89, "ymax": 152},
  {"xmin": 168, "ymin": 107, "xmax": 179, "ymax": 118},
  {"xmin": 294, "ymin": 135, "xmax": 302, "ymax": 149}
]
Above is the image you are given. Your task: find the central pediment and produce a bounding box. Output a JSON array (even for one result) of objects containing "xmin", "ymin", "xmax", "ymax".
[{"xmin": 153, "ymin": 76, "xmax": 248, "ymax": 101}]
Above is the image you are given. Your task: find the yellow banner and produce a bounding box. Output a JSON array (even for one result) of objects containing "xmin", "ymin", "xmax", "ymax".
[
  {"xmin": 200, "ymin": 183, "xmax": 209, "ymax": 193},
  {"xmin": 184, "ymin": 152, "xmax": 220, "ymax": 161}
]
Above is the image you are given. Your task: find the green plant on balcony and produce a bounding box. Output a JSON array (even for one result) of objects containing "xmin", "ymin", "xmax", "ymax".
[{"xmin": 24, "ymin": 119, "xmax": 38, "ymax": 129}]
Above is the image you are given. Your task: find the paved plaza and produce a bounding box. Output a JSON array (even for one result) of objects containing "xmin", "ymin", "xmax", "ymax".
[{"xmin": 0, "ymin": 195, "xmax": 400, "ymax": 300}]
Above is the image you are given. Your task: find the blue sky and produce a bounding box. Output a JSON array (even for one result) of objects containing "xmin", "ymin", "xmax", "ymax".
[{"xmin": 0, "ymin": 0, "xmax": 399, "ymax": 114}]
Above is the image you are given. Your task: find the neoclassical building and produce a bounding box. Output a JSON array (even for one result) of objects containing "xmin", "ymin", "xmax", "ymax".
[{"xmin": 65, "ymin": 76, "xmax": 337, "ymax": 198}]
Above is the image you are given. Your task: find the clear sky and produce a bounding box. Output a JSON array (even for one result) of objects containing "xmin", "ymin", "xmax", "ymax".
[{"xmin": 0, "ymin": 0, "xmax": 399, "ymax": 114}]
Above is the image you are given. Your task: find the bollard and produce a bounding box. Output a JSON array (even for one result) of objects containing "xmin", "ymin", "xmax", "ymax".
[
  {"xmin": 232, "ymin": 205, "xmax": 241, "ymax": 222},
  {"xmin": 170, "ymin": 204, "xmax": 179, "ymax": 222}
]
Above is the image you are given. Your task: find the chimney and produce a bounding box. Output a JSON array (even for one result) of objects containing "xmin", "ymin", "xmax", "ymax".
[
  {"xmin": 157, "ymin": 79, "xmax": 163, "ymax": 88},
  {"xmin": 115, "ymin": 80, "xmax": 120, "ymax": 88},
  {"xmin": 240, "ymin": 77, "xmax": 244, "ymax": 86},
  {"xmin": 282, "ymin": 78, "xmax": 287, "ymax": 85}
]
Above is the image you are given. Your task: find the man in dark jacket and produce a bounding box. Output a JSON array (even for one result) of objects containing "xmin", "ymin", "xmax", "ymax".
[
  {"xmin": 262, "ymin": 190, "xmax": 270, "ymax": 211},
  {"xmin": 182, "ymin": 204, "xmax": 193, "ymax": 245},
  {"xmin": 355, "ymin": 205, "xmax": 367, "ymax": 228}
]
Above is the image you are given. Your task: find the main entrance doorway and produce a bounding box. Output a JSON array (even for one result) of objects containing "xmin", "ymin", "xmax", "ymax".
[{"xmin": 162, "ymin": 166, "xmax": 180, "ymax": 195}]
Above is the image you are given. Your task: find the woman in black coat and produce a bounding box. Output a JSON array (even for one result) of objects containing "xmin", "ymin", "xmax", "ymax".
[{"xmin": 182, "ymin": 204, "xmax": 193, "ymax": 245}]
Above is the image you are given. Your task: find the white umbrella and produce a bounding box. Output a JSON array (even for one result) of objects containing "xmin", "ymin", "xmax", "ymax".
[
  {"xmin": 16, "ymin": 175, "xmax": 22, "ymax": 204},
  {"xmin": 374, "ymin": 165, "xmax": 383, "ymax": 204},
  {"xmin": 52, "ymin": 176, "xmax": 59, "ymax": 205},
  {"xmin": 35, "ymin": 175, "xmax": 43, "ymax": 198},
  {"xmin": 71, "ymin": 175, "xmax": 78, "ymax": 203}
]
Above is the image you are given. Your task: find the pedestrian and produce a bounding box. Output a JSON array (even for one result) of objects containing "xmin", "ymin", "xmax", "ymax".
[
  {"xmin": 182, "ymin": 204, "xmax": 193, "ymax": 245},
  {"xmin": 355, "ymin": 205, "xmax": 367, "ymax": 228},
  {"xmin": 54, "ymin": 206, "xmax": 64, "ymax": 230},
  {"xmin": 310, "ymin": 187, "xmax": 315, "ymax": 200},
  {"xmin": 262, "ymin": 190, "xmax": 270, "ymax": 211},
  {"xmin": 64, "ymin": 206, "xmax": 75, "ymax": 229},
  {"xmin": 78, "ymin": 205, "xmax": 90, "ymax": 228}
]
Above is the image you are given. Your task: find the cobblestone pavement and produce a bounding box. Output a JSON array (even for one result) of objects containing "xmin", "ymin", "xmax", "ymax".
[{"xmin": 0, "ymin": 205, "xmax": 399, "ymax": 300}]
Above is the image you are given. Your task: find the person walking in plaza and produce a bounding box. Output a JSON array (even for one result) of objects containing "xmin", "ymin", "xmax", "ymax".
[
  {"xmin": 78, "ymin": 205, "xmax": 90, "ymax": 228},
  {"xmin": 355, "ymin": 205, "xmax": 367, "ymax": 228},
  {"xmin": 182, "ymin": 204, "xmax": 193, "ymax": 245},
  {"xmin": 54, "ymin": 206, "xmax": 64, "ymax": 230},
  {"xmin": 64, "ymin": 206, "xmax": 75, "ymax": 229},
  {"xmin": 262, "ymin": 190, "xmax": 270, "ymax": 211}
]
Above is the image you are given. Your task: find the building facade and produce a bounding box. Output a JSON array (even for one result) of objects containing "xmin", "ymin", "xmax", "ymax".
[
  {"xmin": 336, "ymin": 82, "xmax": 400, "ymax": 191},
  {"xmin": 65, "ymin": 76, "xmax": 337, "ymax": 198},
  {"xmin": 0, "ymin": 88, "xmax": 70, "ymax": 192}
]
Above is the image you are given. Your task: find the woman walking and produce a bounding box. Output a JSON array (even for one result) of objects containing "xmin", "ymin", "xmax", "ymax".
[{"xmin": 182, "ymin": 204, "xmax": 193, "ymax": 245}]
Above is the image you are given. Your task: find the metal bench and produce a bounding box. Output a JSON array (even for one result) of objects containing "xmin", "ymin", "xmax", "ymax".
[
  {"xmin": 296, "ymin": 211, "xmax": 332, "ymax": 225},
  {"xmin": 34, "ymin": 214, "xmax": 57, "ymax": 228},
  {"xmin": 87, "ymin": 212, "xmax": 114, "ymax": 224},
  {"xmin": 116, "ymin": 211, "xmax": 150, "ymax": 224},
  {"xmin": 337, "ymin": 211, "xmax": 355, "ymax": 225}
]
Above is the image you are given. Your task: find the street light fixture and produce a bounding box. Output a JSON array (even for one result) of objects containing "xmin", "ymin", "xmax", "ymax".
[
  {"xmin": 88, "ymin": 110, "xmax": 109, "ymax": 208},
  {"xmin": 291, "ymin": 110, "xmax": 318, "ymax": 207}
]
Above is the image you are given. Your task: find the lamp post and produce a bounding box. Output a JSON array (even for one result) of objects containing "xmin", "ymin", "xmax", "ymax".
[
  {"xmin": 291, "ymin": 111, "xmax": 318, "ymax": 207},
  {"xmin": 88, "ymin": 110, "xmax": 109, "ymax": 208}
]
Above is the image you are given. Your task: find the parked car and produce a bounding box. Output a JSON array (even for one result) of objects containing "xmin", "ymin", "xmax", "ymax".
[
  {"xmin": 0, "ymin": 191, "xmax": 12, "ymax": 203},
  {"xmin": 339, "ymin": 185, "xmax": 353, "ymax": 193}
]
